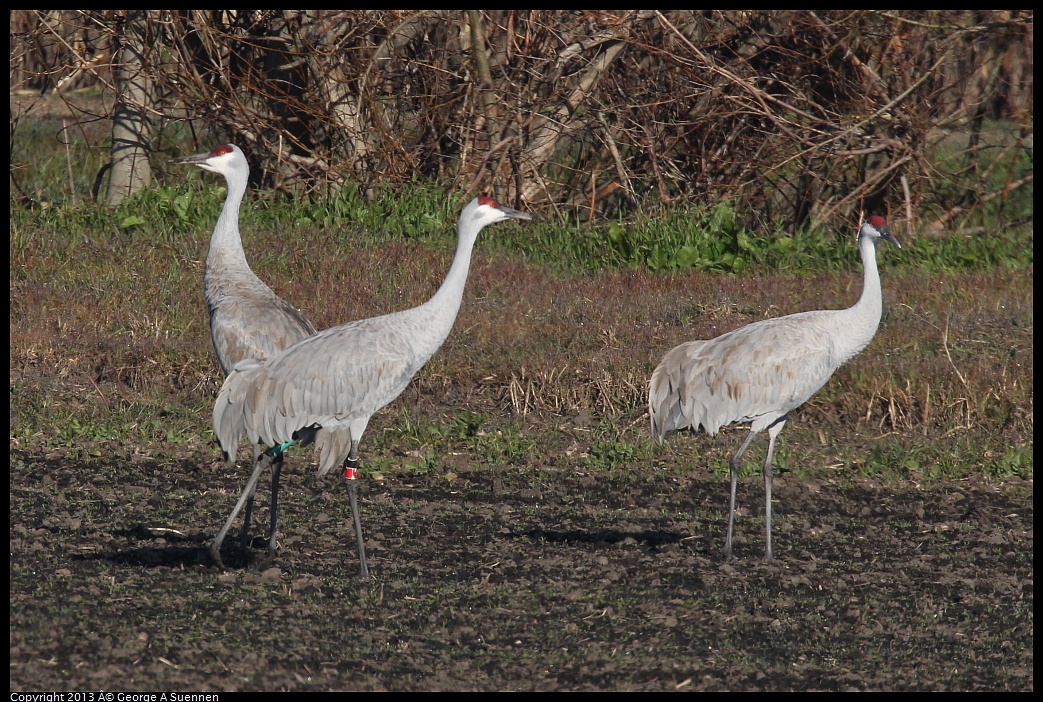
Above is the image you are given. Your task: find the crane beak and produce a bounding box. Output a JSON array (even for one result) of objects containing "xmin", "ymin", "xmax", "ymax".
[
  {"xmin": 500, "ymin": 204, "xmax": 536, "ymax": 222},
  {"xmin": 880, "ymin": 225, "xmax": 902, "ymax": 249},
  {"xmin": 168, "ymin": 151, "xmax": 210, "ymax": 166}
]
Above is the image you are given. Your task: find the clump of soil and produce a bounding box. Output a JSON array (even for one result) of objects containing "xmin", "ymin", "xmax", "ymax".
[{"xmin": 10, "ymin": 449, "xmax": 1032, "ymax": 691}]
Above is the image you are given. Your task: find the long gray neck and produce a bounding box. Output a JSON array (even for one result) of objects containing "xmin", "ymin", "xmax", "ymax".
[
  {"xmin": 834, "ymin": 233, "xmax": 884, "ymax": 363},
  {"xmin": 206, "ymin": 171, "xmax": 249, "ymax": 268},
  {"xmin": 413, "ymin": 226, "xmax": 480, "ymax": 356}
]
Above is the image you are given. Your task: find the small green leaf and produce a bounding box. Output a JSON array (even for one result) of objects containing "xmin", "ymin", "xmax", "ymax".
[
  {"xmin": 675, "ymin": 245, "xmax": 700, "ymax": 268},
  {"xmin": 173, "ymin": 193, "xmax": 193, "ymax": 221}
]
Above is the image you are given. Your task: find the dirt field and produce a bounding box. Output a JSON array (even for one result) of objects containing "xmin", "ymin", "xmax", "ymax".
[
  {"xmin": 9, "ymin": 224, "xmax": 1033, "ymax": 691},
  {"xmin": 9, "ymin": 440, "xmax": 1032, "ymax": 691}
]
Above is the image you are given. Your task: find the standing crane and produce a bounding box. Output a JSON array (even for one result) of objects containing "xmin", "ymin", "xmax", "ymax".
[
  {"xmin": 648, "ymin": 216, "xmax": 900, "ymax": 561},
  {"xmin": 171, "ymin": 144, "xmax": 317, "ymax": 556},
  {"xmin": 211, "ymin": 197, "xmax": 534, "ymax": 575}
]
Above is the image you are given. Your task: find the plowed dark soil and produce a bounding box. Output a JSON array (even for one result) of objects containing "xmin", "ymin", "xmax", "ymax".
[{"xmin": 9, "ymin": 446, "xmax": 1032, "ymax": 691}]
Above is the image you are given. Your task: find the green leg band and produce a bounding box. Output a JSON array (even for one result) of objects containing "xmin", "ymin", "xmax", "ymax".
[{"xmin": 268, "ymin": 440, "xmax": 295, "ymax": 459}]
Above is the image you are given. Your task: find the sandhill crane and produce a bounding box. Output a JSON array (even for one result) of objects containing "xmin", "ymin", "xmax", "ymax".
[
  {"xmin": 211, "ymin": 197, "xmax": 534, "ymax": 575},
  {"xmin": 171, "ymin": 144, "xmax": 317, "ymax": 556},
  {"xmin": 648, "ymin": 216, "xmax": 900, "ymax": 561}
]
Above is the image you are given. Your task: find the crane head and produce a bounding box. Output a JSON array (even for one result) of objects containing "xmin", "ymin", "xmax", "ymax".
[
  {"xmin": 169, "ymin": 144, "xmax": 247, "ymax": 177},
  {"xmin": 460, "ymin": 197, "xmax": 535, "ymax": 233},
  {"xmin": 861, "ymin": 215, "xmax": 901, "ymax": 249}
]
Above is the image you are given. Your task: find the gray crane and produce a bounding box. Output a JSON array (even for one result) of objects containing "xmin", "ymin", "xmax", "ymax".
[
  {"xmin": 171, "ymin": 144, "xmax": 317, "ymax": 556},
  {"xmin": 211, "ymin": 197, "xmax": 534, "ymax": 575},
  {"xmin": 648, "ymin": 216, "xmax": 900, "ymax": 561}
]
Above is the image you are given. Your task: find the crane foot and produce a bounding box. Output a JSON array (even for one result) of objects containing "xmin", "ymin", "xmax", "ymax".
[{"xmin": 209, "ymin": 543, "xmax": 226, "ymax": 569}]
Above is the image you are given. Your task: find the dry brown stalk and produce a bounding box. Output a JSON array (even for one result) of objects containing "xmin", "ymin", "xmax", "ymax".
[{"xmin": 9, "ymin": 10, "xmax": 1032, "ymax": 230}]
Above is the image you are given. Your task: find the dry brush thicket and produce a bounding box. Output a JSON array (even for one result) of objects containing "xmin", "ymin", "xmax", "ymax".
[{"xmin": 10, "ymin": 10, "xmax": 1033, "ymax": 231}]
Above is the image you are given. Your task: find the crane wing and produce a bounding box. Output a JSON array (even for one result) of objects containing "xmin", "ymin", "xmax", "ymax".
[
  {"xmin": 212, "ymin": 357, "xmax": 264, "ymax": 461},
  {"xmin": 207, "ymin": 273, "xmax": 317, "ymax": 375},
  {"xmin": 651, "ymin": 312, "xmax": 841, "ymax": 439},
  {"xmin": 230, "ymin": 314, "xmax": 426, "ymax": 451}
]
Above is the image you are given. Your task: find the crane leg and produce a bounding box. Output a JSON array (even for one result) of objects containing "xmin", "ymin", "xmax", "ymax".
[
  {"xmin": 266, "ymin": 456, "xmax": 283, "ymax": 557},
  {"xmin": 344, "ymin": 441, "xmax": 370, "ymax": 579},
  {"xmin": 761, "ymin": 420, "xmax": 786, "ymax": 563},
  {"xmin": 211, "ymin": 451, "xmax": 272, "ymax": 568},
  {"xmin": 238, "ymin": 444, "xmax": 263, "ymax": 550},
  {"xmin": 724, "ymin": 429, "xmax": 759, "ymax": 558},
  {"xmin": 239, "ymin": 487, "xmax": 256, "ymax": 550}
]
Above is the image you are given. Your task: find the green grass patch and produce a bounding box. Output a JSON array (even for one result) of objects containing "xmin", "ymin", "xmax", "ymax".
[{"xmin": 9, "ymin": 117, "xmax": 1033, "ymax": 487}]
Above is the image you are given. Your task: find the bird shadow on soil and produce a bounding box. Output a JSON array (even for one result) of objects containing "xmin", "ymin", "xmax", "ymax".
[
  {"xmin": 69, "ymin": 521, "xmax": 691, "ymax": 570},
  {"xmin": 69, "ymin": 523, "xmax": 215, "ymax": 568},
  {"xmin": 510, "ymin": 528, "xmax": 687, "ymax": 551}
]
